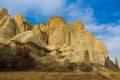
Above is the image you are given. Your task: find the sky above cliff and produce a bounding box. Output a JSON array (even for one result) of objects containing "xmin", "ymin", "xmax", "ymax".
[{"xmin": 0, "ymin": 0, "xmax": 120, "ymax": 64}]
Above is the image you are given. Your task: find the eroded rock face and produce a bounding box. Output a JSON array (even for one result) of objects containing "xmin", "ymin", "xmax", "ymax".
[
  {"xmin": 45, "ymin": 16, "xmax": 108, "ymax": 66},
  {"xmin": 14, "ymin": 13, "xmax": 33, "ymax": 33},
  {"xmin": 40, "ymin": 22, "xmax": 46, "ymax": 32},
  {"xmin": 0, "ymin": 9, "xmax": 18, "ymax": 44},
  {"xmin": 0, "ymin": 8, "xmax": 32, "ymax": 44},
  {"xmin": 32, "ymin": 25, "xmax": 47, "ymax": 43},
  {"xmin": 0, "ymin": 8, "xmax": 116, "ymax": 71}
]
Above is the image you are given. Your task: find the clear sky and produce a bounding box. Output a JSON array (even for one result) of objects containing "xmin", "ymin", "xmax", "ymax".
[{"xmin": 0, "ymin": 0, "xmax": 120, "ymax": 64}]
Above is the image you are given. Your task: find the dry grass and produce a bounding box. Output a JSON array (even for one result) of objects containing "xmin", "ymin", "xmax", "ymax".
[
  {"xmin": 107, "ymin": 72, "xmax": 120, "ymax": 80},
  {"xmin": 0, "ymin": 71, "xmax": 119, "ymax": 80}
]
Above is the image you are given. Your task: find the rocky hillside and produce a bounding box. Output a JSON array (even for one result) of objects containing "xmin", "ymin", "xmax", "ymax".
[{"xmin": 0, "ymin": 8, "xmax": 119, "ymax": 71}]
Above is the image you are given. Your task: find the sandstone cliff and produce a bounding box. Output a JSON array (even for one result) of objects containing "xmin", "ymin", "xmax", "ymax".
[{"xmin": 0, "ymin": 8, "xmax": 118, "ymax": 71}]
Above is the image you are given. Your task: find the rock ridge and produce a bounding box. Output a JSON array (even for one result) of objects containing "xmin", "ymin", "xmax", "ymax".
[{"xmin": 0, "ymin": 8, "xmax": 118, "ymax": 72}]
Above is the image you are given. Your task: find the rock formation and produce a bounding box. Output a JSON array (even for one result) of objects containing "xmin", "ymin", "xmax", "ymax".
[
  {"xmin": 14, "ymin": 13, "xmax": 32, "ymax": 33},
  {"xmin": 0, "ymin": 8, "xmax": 118, "ymax": 71},
  {"xmin": 0, "ymin": 8, "xmax": 32, "ymax": 44}
]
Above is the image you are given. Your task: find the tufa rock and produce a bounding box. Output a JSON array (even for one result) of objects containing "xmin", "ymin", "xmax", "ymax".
[
  {"xmin": 0, "ymin": 16, "xmax": 17, "ymax": 44},
  {"xmin": 0, "ymin": 8, "xmax": 117, "ymax": 72},
  {"xmin": 14, "ymin": 13, "xmax": 33, "ymax": 33},
  {"xmin": 40, "ymin": 22, "xmax": 46, "ymax": 32}
]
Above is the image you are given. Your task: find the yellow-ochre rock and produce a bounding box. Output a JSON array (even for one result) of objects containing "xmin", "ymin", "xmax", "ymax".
[
  {"xmin": 14, "ymin": 13, "xmax": 33, "ymax": 33},
  {"xmin": 0, "ymin": 8, "xmax": 118, "ymax": 72}
]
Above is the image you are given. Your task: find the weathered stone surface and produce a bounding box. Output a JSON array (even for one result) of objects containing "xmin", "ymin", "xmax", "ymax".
[
  {"xmin": 0, "ymin": 8, "xmax": 117, "ymax": 71},
  {"xmin": 0, "ymin": 10, "xmax": 17, "ymax": 44},
  {"xmin": 14, "ymin": 13, "xmax": 32, "ymax": 33},
  {"xmin": 9, "ymin": 31, "xmax": 46, "ymax": 48},
  {"xmin": 32, "ymin": 25, "xmax": 47, "ymax": 43},
  {"xmin": 0, "ymin": 8, "xmax": 8, "ymax": 19},
  {"xmin": 32, "ymin": 25, "xmax": 42, "ymax": 38},
  {"xmin": 40, "ymin": 22, "xmax": 46, "ymax": 32},
  {"xmin": 45, "ymin": 16, "xmax": 107, "ymax": 66}
]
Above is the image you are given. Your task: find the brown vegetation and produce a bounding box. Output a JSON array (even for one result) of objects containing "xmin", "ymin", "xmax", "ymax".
[
  {"xmin": 0, "ymin": 71, "xmax": 119, "ymax": 80},
  {"xmin": 0, "ymin": 46, "xmax": 36, "ymax": 71},
  {"xmin": 11, "ymin": 46, "xmax": 36, "ymax": 71}
]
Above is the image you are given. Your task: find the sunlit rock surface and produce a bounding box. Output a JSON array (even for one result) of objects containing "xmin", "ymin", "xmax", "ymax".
[{"xmin": 0, "ymin": 8, "xmax": 119, "ymax": 71}]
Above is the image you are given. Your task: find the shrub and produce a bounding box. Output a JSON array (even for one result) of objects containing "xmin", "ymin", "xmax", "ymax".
[
  {"xmin": 11, "ymin": 46, "xmax": 36, "ymax": 71},
  {"xmin": 0, "ymin": 45, "xmax": 13, "ymax": 71}
]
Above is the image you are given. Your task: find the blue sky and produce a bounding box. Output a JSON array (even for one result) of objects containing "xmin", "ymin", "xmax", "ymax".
[{"xmin": 0, "ymin": 0, "xmax": 120, "ymax": 64}]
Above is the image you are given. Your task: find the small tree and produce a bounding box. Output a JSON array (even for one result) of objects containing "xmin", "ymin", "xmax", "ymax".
[{"xmin": 11, "ymin": 46, "xmax": 35, "ymax": 71}]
